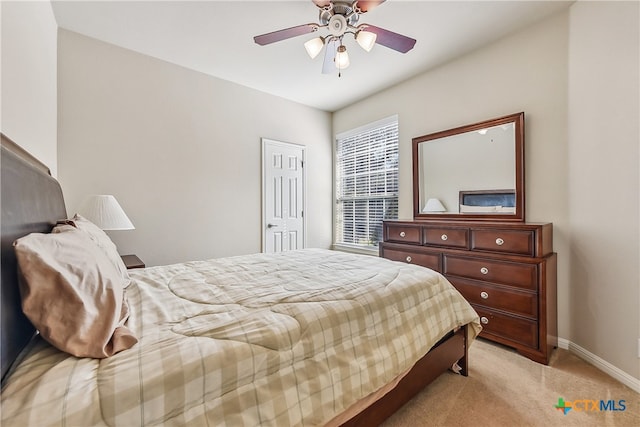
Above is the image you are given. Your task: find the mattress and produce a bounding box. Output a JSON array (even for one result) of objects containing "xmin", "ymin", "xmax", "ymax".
[{"xmin": 1, "ymin": 249, "xmax": 480, "ymax": 426}]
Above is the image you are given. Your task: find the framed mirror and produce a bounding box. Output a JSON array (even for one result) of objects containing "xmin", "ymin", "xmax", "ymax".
[{"xmin": 413, "ymin": 112, "xmax": 524, "ymax": 222}]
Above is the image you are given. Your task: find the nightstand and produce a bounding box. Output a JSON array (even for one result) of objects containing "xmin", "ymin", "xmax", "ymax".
[{"xmin": 121, "ymin": 254, "xmax": 145, "ymax": 269}]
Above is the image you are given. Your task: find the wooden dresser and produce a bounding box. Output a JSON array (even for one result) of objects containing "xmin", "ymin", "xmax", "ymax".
[{"xmin": 380, "ymin": 220, "xmax": 557, "ymax": 364}]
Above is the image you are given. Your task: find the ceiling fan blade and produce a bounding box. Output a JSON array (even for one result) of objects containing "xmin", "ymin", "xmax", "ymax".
[
  {"xmin": 361, "ymin": 24, "xmax": 416, "ymax": 53},
  {"xmin": 355, "ymin": 0, "xmax": 386, "ymax": 13},
  {"xmin": 254, "ymin": 24, "xmax": 317, "ymax": 46},
  {"xmin": 322, "ymin": 39, "xmax": 339, "ymax": 74},
  {"xmin": 312, "ymin": 0, "xmax": 331, "ymax": 8}
]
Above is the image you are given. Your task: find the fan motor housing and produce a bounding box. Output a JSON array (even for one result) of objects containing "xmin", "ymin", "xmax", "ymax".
[
  {"xmin": 319, "ymin": 1, "xmax": 360, "ymax": 28},
  {"xmin": 328, "ymin": 14, "xmax": 348, "ymax": 36}
]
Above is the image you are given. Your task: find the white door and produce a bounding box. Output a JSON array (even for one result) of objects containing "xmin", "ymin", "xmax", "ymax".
[{"xmin": 262, "ymin": 139, "xmax": 305, "ymax": 253}]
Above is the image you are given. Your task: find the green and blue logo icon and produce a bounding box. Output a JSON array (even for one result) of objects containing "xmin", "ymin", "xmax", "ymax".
[{"xmin": 555, "ymin": 397, "xmax": 572, "ymax": 415}]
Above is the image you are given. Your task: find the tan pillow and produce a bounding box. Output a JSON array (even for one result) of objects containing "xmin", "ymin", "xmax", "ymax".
[
  {"xmin": 14, "ymin": 229, "xmax": 137, "ymax": 358},
  {"xmin": 54, "ymin": 214, "xmax": 130, "ymax": 287}
]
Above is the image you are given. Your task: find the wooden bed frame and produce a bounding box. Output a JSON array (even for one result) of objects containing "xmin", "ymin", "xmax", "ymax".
[{"xmin": 0, "ymin": 133, "xmax": 469, "ymax": 425}]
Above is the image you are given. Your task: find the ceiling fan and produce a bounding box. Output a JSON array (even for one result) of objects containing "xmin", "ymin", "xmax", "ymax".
[{"xmin": 253, "ymin": 0, "xmax": 416, "ymax": 76}]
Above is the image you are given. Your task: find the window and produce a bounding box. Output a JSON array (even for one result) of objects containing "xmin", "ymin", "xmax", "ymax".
[{"xmin": 335, "ymin": 116, "xmax": 398, "ymax": 250}]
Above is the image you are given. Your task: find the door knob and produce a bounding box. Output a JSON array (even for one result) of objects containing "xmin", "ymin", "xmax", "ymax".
[{"xmin": 267, "ymin": 223, "xmax": 277, "ymax": 229}]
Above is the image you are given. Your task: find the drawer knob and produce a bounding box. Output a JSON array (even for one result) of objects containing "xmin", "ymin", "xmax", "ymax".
[
  {"xmin": 496, "ymin": 237, "xmax": 505, "ymax": 246},
  {"xmin": 399, "ymin": 231, "xmax": 406, "ymax": 238},
  {"xmin": 480, "ymin": 267, "xmax": 489, "ymax": 275},
  {"xmin": 441, "ymin": 234, "xmax": 448, "ymax": 241},
  {"xmin": 406, "ymin": 256, "xmax": 412, "ymax": 263},
  {"xmin": 480, "ymin": 316, "xmax": 489, "ymax": 325},
  {"xmin": 480, "ymin": 291, "xmax": 489, "ymax": 299}
]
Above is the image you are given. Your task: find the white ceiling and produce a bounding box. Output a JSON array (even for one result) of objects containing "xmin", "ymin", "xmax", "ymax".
[{"xmin": 51, "ymin": 0, "xmax": 572, "ymax": 112}]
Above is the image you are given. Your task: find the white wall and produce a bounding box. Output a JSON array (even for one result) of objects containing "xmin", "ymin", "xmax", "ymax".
[
  {"xmin": 1, "ymin": 1, "xmax": 58, "ymax": 176},
  {"xmin": 57, "ymin": 30, "xmax": 333, "ymax": 266},
  {"xmin": 568, "ymin": 1, "xmax": 639, "ymax": 380}
]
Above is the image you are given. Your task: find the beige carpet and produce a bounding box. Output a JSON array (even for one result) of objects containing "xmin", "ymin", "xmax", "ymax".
[{"xmin": 381, "ymin": 338, "xmax": 639, "ymax": 427}]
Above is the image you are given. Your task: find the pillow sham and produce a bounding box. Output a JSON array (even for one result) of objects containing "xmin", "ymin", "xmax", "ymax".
[
  {"xmin": 54, "ymin": 214, "xmax": 131, "ymax": 287},
  {"xmin": 459, "ymin": 204, "xmax": 501, "ymax": 213},
  {"xmin": 459, "ymin": 204, "xmax": 517, "ymax": 214},
  {"xmin": 14, "ymin": 229, "xmax": 137, "ymax": 358}
]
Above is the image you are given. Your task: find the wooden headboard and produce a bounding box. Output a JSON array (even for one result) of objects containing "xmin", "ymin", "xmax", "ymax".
[{"xmin": 1, "ymin": 134, "xmax": 67, "ymax": 384}]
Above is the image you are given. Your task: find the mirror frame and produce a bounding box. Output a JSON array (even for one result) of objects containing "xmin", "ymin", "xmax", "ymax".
[{"xmin": 412, "ymin": 112, "xmax": 525, "ymax": 222}]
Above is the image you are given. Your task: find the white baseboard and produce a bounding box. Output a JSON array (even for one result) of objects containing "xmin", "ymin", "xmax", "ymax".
[{"xmin": 558, "ymin": 338, "xmax": 640, "ymax": 393}]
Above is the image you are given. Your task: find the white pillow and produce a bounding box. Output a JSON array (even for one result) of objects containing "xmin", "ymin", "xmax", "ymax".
[
  {"xmin": 54, "ymin": 214, "xmax": 131, "ymax": 287},
  {"xmin": 460, "ymin": 204, "xmax": 501, "ymax": 213}
]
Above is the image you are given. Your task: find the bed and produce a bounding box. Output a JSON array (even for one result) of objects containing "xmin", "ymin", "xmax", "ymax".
[{"xmin": 0, "ymin": 134, "xmax": 480, "ymax": 426}]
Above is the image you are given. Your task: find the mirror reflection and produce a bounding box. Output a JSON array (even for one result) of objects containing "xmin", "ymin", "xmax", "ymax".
[
  {"xmin": 419, "ymin": 123, "xmax": 515, "ymax": 213},
  {"xmin": 412, "ymin": 112, "xmax": 524, "ymax": 222}
]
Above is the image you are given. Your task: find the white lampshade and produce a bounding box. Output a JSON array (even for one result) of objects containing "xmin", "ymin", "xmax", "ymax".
[
  {"xmin": 304, "ymin": 37, "xmax": 325, "ymax": 59},
  {"xmin": 423, "ymin": 198, "xmax": 446, "ymax": 213},
  {"xmin": 335, "ymin": 45, "xmax": 350, "ymax": 69},
  {"xmin": 78, "ymin": 195, "xmax": 135, "ymax": 230},
  {"xmin": 356, "ymin": 30, "xmax": 377, "ymax": 52}
]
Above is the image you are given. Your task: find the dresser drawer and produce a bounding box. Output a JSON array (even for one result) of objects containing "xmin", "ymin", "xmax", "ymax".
[
  {"xmin": 471, "ymin": 229, "xmax": 534, "ymax": 256},
  {"xmin": 423, "ymin": 227, "xmax": 468, "ymax": 249},
  {"xmin": 385, "ymin": 224, "xmax": 422, "ymax": 244},
  {"xmin": 443, "ymin": 255, "xmax": 537, "ymax": 290},
  {"xmin": 381, "ymin": 248, "xmax": 440, "ymax": 271},
  {"xmin": 474, "ymin": 306, "xmax": 538, "ymax": 349},
  {"xmin": 448, "ymin": 277, "xmax": 537, "ymax": 319}
]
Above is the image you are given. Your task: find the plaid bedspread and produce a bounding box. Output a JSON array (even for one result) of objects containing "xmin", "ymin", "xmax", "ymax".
[{"xmin": 1, "ymin": 249, "xmax": 480, "ymax": 426}]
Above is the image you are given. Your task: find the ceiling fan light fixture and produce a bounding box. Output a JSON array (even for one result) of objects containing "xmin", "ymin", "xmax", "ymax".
[
  {"xmin": 356, "ymin": 30, "xmax": 376, "ymax": 52},
  {"xmin": 335, "ymin": 44, "xmax": 350, "ymax": 69},
  {"xmin": 253, "ymin": 0, "xmax": 417, "ymax": 76},
  {"xmin": 304, "ymin": 36, "xmax": 325, "ymax": 59}
]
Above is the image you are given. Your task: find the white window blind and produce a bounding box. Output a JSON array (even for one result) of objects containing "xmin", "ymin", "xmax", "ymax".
[{"xmin": 335, "ymin": 116, "xmax": 398, "ymax": 249}]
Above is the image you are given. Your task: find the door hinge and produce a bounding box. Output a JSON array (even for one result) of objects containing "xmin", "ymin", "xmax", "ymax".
[
  {"xmin": 301, "ymin": 160, "xmax": 304, "ymax": 168},
  {"xmin": 301, "ymin": 210, "xmax": 304, "ymax": 218}
]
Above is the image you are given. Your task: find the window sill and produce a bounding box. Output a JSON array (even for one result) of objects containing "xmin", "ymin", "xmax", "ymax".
[{"xmin": 331, "ymin": 244, "xmax": 379, "ymax": 257}]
